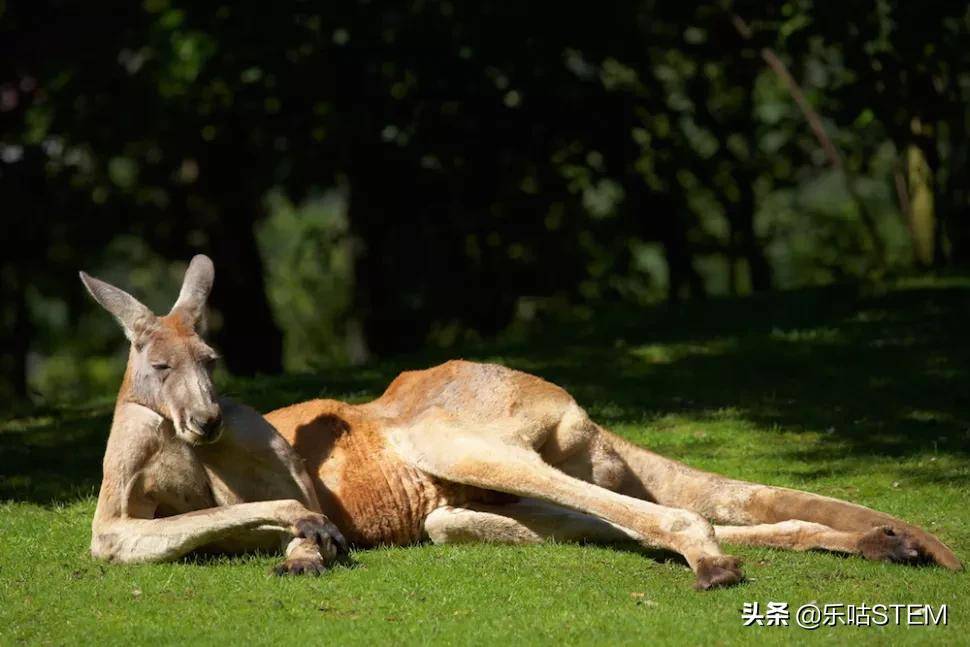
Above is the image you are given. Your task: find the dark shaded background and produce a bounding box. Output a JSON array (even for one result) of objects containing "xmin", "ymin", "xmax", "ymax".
[{"xmin": 2, "ymin": 1, "xmax": 969, "ymax": 408}]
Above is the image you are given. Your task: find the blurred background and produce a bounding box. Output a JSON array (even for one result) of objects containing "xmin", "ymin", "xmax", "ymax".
[{"xmin": 2, "ymin": 1, "xmax": 968, "ymax": 409}]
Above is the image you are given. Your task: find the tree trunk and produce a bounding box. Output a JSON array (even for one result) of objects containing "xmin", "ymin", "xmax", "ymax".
[
  {"xmin": 940, "ymin": 118, "xmax": 970, "ymax": 267},
  {"xmin": 207, "ymin": 217, "xmax": 283, "ymax": 375},
  {"xmin": 662, "ymin": 214, "xmax": 706, "ymax": 302},
  {"xmin": 732, "ymin": 177, "xmax": 772, "ymax": 292},
  {"xmin": 346, "ymin": 169, "xmax": 428, "ymax": 356},
  {"xmin": 0, "ymin": 275, "xmax": 30, "ymax": 401},
  {"xmin": 947, "ymin": 208, "xmax": 970, "ymax": 266}
]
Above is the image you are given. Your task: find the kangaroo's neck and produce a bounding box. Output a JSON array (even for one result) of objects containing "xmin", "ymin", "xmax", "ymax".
[
  {"xmin": 109, "ymin": 353, "xmax": 164, "ymax": 439},
  {"xmin": 115, "ymin": 361, "xmax": 136, "ymax": 411}
]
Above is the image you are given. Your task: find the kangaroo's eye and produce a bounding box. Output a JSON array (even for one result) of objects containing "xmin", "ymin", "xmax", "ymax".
[{"xmin": 151, "ymin": 362, "xmax": 171, "ymax": 371}]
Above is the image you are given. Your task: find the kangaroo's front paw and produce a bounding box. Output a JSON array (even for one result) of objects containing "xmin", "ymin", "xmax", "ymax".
[
  {"xmin": 291, "ymin": 513, "xmax": 348, "ymax": 560},
  {"xmin": 694, "ymin": 555, "xmax": 744, "ymax": 591},
  {"xmin": 273, "ymin": 557, "xmax": 327, "ymax": 576}
]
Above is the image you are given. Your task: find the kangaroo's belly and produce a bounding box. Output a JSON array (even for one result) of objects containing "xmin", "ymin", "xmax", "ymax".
[{"xmin": 267, "ymin": 398, "xmax": 490, "ymax": 547}]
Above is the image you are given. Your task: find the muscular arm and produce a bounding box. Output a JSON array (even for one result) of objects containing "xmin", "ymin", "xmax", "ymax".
[
  {"xmin": 90, "ymin": 402, "xmax": 345, "ymax": 567},
  {"xmin": 91, "ymin": 499, "xmax": 335, "ymax": 563}
]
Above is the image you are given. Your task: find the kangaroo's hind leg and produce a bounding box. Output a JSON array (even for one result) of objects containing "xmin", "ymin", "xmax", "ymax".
[
  {"xmin": 603, "ymin": 430, "xmax": 961, "ymax": 570},
  {"xmin": 393, "ymin": 415, "xmax": 742, "ymax": 590},
  {"xmin": 422, "ymin": 436, "xmax": 920, "ymax": 565},
  {"xmin": 425, "ymin": 501, "xmax": 920, "ymax": 564},
  {"xmin": 519, "ymin": 400, "xmax": 952, "ymax": 568},
  {"xmin": 425, "ymin": 499, "xmax": 638, "ymax": 546},
  {"xmin": 715, "ymin": 521, "xmax": 924, "ymax": 562}
]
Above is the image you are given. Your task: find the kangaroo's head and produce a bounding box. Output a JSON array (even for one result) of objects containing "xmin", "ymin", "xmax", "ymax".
[{"xmin": 80, "ymin": 255, "xmax": 223, "ymax": 445}]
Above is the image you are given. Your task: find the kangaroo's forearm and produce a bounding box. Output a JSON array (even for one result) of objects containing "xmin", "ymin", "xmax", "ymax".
[{"xmin": 91, "ymin": 500, "xmax": 301, "ymax": 563}]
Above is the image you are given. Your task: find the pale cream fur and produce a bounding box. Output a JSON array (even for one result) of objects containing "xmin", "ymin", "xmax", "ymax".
[{"xmin": 82, "ymin": 257, "xmax": 344, "ymax": 574}]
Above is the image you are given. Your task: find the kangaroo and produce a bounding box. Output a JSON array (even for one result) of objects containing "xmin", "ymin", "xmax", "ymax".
[{"xmin": 81, "ymin": 255, "xmax": 962, "ymax": 589}]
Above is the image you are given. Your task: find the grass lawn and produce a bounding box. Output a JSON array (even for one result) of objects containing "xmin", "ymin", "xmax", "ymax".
[{"xmin": 2, "ymin": 280, "xmax": 969, "ymax": 645}]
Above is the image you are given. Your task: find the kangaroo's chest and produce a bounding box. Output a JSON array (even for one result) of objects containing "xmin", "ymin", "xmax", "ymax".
[
  {"xmin": 144, "ymin": 428, "xmax": 276, "ymax": 517},
  {"xmin": 148, "ymin": 434, "xmax": 307, "ymax": 518},
  {"xmin": 145, "ymin": 440, "xmax": 217, "ymax": 517}
]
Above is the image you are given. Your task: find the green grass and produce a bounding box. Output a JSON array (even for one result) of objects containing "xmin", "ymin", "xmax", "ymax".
[{"xmin": 2, "ymin": 280, "xmax": 969, "ymax": 645}]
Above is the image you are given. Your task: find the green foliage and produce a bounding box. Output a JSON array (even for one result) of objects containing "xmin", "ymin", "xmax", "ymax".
[
  {"xmin": 3, "ymin": 0, "xmax": 970, "ymax": 401},
  {"xmin": 257, "ymin": 190, "xmax": 357, "ymax": 370},
  {"xmin": 27, "ymin": 238, "xmax": 188, "ymax": 403}
]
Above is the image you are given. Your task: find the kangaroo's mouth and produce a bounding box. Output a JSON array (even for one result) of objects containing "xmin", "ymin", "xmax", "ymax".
[{"xmin": 175, "ymin": 418, "xmax": 223, "ymax": 445}]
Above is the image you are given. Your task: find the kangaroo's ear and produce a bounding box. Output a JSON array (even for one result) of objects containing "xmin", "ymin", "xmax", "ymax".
[
  {"xmin": 168, "ymin": 254, "xmax": 214, "ymax": 330},
  {"xmin": 79, "ymin": 271, "xmax": 156, "ymax": 341}
]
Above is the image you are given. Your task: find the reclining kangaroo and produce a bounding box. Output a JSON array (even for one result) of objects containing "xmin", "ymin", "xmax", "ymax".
[{"xmin": 80, "ymin": 255, "xmax": 962, "ymax": 589}]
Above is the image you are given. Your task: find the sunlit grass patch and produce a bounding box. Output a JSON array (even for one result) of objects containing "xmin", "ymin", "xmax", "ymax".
[
  {"xmin": 629, "ymin": 339, "xmax": 738, "ymax": 364},
  {"xmin": 769, "ymin": 327, "xmax": 843, "ymax": 344}
]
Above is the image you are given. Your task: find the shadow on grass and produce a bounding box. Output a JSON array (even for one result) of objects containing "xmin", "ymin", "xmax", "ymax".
[
  {"xmin": 2, "ymin": 280, "xmax": 969, "ymax": 506},
  {"xmin": 181, "ymin": 549, "xmax": 363, "ymax": 573},
  {"xmin": 0, "ymin": 406, "xmax": 111, "ymax": 504},
  {"xmin": 490, "ymin": 284, "xmax": 970, "ymax": 462},
  {"xmin": 581, "ymin": 541, "xmax": 689, "ymax": 568}
]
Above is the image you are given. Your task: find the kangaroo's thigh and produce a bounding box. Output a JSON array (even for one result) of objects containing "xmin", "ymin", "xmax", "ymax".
[{"xmin": 538, "ymin": 403, "xmax": 633, "ymax": 494}]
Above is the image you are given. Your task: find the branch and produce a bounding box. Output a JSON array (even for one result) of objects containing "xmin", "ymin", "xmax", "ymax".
[
  {"xmin": 732, "ymin": 15, "xmax": 841, "ymax": 168},
  {"xmin": 732, "ymin": 14, "xmax": 886, "ymax": 268}
]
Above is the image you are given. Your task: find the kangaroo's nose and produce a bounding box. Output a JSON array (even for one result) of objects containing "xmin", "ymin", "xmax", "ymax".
[{"xmin": 200, "ymin": 412, "xmax": 223, "ymax": 438}]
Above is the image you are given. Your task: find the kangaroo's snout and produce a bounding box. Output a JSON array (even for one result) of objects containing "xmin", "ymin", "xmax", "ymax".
[
  {"xmin": 203, "ymin": 411, "xmax": 223, "ymax": 436},
  {"xmin": 191, "ymin": 410, "xmax": 223, "ymax": 442}
]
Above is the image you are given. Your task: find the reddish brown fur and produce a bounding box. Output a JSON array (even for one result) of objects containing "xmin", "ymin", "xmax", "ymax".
[
  {"xmin": 267, "ymin": 397, "xmax": 504, "ymax": 546},
  {"xmin": 264, "ymin": 359, "xmax": 961, "ymax": 579}
]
